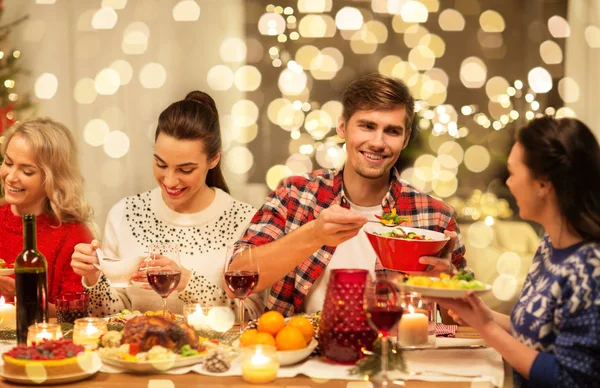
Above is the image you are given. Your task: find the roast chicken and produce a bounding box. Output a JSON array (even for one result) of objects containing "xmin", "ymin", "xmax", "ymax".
[{"xmin": 121, "ymin": 316, "xmax": 199, "ymax": 352}]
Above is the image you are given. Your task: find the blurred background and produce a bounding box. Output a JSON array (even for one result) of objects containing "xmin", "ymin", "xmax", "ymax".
[{"xmin": 1, "ymin": 0, "xmax": 599, "ymax": 312}]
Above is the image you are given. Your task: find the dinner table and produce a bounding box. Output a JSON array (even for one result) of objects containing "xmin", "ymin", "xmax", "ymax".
[{"xmin": 0, "ymin": 327, "xmax": 513, "ymax": 388}]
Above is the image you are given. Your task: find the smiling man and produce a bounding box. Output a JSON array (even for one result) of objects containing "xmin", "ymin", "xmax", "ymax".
[{"xmin": 234, "ymin": 74, "xmax": 467, "ymax": 316}]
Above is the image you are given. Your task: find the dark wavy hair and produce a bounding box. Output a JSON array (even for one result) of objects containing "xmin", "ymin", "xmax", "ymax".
[
  {"xmin": 516, "ymin": 116, "xmax": 600, "ymax": 242},
  {"xmin": 155, "ymin": 91, "xmax": 229, "ymax": 193}
]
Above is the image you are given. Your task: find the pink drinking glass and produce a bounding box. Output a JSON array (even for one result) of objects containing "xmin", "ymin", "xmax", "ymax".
[{"xmin": 318, "ymin": 269, "xmax": 378, "ymax": 364}]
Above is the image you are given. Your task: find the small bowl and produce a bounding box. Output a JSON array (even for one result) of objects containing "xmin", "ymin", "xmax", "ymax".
[
  {"xmin": 276, "ymin": 338, "xmax": 318, "ymax": 366},
  {"xmin": 364, "ymin": 224, "xmax": 450, "ymax": 272},
  {"xmin": 99, "ymin": 256, "xmax": 144, "ymax": 288}
]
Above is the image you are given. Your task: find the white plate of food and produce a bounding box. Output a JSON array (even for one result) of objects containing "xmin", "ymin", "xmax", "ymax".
[
  {"xmin": 98, "ymin": 315, "xmax": 226, "ymax": 373},
  {"xmin": 394, "ymin": 274, "xmax": 492, "ymax": 299},
  {"xmin": 99, "ymin": 352, "xmax": 206, "ymax": 373}
]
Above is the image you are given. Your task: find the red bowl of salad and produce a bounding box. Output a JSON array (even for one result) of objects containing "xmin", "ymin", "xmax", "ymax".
[{"xmin": 364, "ymin": 223, "xmax": 450, "ymax": 272}]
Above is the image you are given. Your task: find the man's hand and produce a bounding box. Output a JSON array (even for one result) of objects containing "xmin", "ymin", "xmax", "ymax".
[
  {"xmin": 310, "ymin": 204, "xmax": 368, "ymax": 247},
  {"xmin": 417, "ymin": 230, "xmax": 457, "ymax": 277}
]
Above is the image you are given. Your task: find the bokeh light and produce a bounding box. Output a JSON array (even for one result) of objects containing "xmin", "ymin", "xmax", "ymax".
[
  {"xmin": 73, "ymin": 78, "xmax": 97, "ymax": 104},
  {"xmin": 558, "ymin": 77, "xmax": 579, "ymax": 103},
  {"xmin": 527, "ymin": 67, "xmax": 553, "ymax": 93},
  {"xmin": 335, "ymin": 7, "xmax": 363, "ymax": 31},
  {"xmin": 539, "ymin": 40, "xmax": 563, "ymax": 64},
  {"xmin": 220, "ymin": 38, "xmax": 247, "ymax": 63},
  {"xmin": 34, "ymin": 73, "xmax": 58, "ymax": 99},
  {"xmin": 225, "ymin": 146, "xmax": 254, "ymax": 175},
  {"xmin": 464, "ymin": 145, "xmax": 491, "ymax": 173},
  {"xmin": 172, "ymin": 0, "xmax": 201, "ymax": 21},
  {"xmin": 103, "ymin": 131, "xmax": 130, "ymax": 158},
  {"xmin": 234, "ymin": 66, "xmax": 262, "ymax": 91},
  {"xmin": 84, "ymin": 119, "xmax": 110, "ymax": 147},
  {"xmin": 479, "ymin": 10, "xmax": 505, "ymax": 32},
  {"xmin": 139, "ymin": 63, "xmax": 166, "ymax": 89},
  {"xmin": 438, "ymin": 8, "xmax": 465, "ymax": 31},
  {"xmin": 548, "ymin": 15, "xmax": 570, "ymax": 38},
  {"xmin": 92, "ymin": 7, "xmax": 118, "ymax": 30},
  {"xmin": 207, "ymin": 65, "xmax": 234, "ymax": 91},
  {"xmin": 460, "ymin": 57, "xmax": 487, "ymax": 88}
]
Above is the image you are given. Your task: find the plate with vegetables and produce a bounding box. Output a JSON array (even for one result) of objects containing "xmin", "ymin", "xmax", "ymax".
[
  {"xmin": 0, "ymin": 260, "xmax": 14, "ymax": 276},
  {"xmin": 396, "ymin": 272, "xmax": 492, "ymax": 298},
  {"xmin": 97, "ymin": 316, "xmax": 227, "ymax": 373}
]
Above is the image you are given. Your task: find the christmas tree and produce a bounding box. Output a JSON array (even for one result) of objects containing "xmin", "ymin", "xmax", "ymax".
[{"xmin": 0, "ymin": 1, "xmax": 31, "ymax": 166}]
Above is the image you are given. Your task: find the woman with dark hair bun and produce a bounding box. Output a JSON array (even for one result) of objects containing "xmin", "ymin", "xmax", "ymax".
[
  {"xmin": 434, "ymin": 116, "xmax": 600, "ymax": 387},
  {"xmin": 71, "ymin": 91, "xmax": 262, "ymax": 319}
]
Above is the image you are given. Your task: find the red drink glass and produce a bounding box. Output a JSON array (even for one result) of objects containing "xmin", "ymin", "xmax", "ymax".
[{"xmin": 56, "ymin": 292, "xmax": 89, "ymax": 324}]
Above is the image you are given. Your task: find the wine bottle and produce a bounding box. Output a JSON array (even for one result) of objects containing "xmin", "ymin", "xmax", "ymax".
[{"xmin": 15, "ymin": 214, "xmax": 49, "ymax": 345}]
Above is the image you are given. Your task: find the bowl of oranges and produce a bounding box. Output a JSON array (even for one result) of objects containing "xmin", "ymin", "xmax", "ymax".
[{"xmin": 238, "ymin": 311, "xmax": 318, "ymax": 366}]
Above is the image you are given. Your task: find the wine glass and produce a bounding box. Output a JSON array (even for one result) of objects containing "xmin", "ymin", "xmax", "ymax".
[
  {"xmin": 364, "ymin": 274, "xmax": 404, "ymax": 387},
  {"xmin": 139, "ymin": 242, "xmax": 180, "ymax": 285},
  {"xmin": 145, "ymin": 242, "xmax": 181, "ymax": 318},
  {"xmin": 223, "ymin": 245, "xmax": 259, "ymax": 332},
  {"xmin": 147, "ymin": 268, "xmax": 182, "ymax": 318}
]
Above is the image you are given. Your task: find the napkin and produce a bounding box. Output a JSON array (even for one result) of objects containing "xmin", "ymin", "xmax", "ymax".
[{"xmin": 435, "ymin": 323, "xmax": 457, "ymax": 337}]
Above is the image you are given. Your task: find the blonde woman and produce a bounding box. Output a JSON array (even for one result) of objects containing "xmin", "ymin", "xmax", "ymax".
[{"xmin": 0, "ymin": 118, "xmax": 94, "ymax": 311}]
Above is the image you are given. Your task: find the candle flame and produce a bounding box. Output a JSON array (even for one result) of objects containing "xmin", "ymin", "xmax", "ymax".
[
  {"xmin": 0, "ymin": 296, "xmax": 4, "ymax": 306},
  {"xmin": 418, "ymin": 300, "xmax": 422, "ymax": 308},
  {"xmin": 408, "ymin": 304, "xmax": 415, "ymax": 314}
]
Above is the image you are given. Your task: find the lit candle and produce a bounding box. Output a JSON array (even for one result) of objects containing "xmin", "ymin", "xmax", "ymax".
[
  {"xmin": 185, "ymin": 305, "xmax": 208, "ymax": 329},
  {"xmin": 73, "ymin": 317, "xmax": 107, "ymax": 349},
  {"xmin": 398, "ymin": 305, "xmax": 429, "ymax": 346},
  {"xmin": 0, "ymin": 296, "xmax": 16, "ymax": 329},
  {"xmin": 241, "ymin": 345, "xmax": 279, "ymax": 384},
  {"xmin": 27, "ymin": 323, "xmax": 63, "ymax": 346}
]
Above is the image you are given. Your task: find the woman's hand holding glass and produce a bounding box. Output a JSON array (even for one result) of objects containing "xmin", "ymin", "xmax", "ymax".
[{"xmin": 132, "ymin": 254, "xmax": 191, "ymax": 291}]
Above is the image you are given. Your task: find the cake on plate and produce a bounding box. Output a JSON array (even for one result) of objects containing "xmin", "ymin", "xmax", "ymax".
[{"xmin": 2, "ymin": 339, "xmax": 95, "ymax": 378}]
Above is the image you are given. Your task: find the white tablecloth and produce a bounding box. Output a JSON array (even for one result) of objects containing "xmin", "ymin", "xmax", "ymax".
[{"xmin": 1, "ymin": 339, "xmax": 504, "ymax": 387}]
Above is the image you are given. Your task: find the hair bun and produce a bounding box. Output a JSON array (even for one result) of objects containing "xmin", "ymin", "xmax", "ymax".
[{"xmin": 184, "ymin": 90, "xmax": 217, "ymax": 113}]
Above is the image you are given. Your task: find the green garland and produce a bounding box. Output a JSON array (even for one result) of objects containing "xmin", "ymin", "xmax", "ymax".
[{"xmin": 348, "ymin": 337, "xmax": 406, "ymax": 379}]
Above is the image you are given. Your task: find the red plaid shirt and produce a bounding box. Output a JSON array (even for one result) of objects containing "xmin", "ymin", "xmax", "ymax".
[{"xmin": 236, "ymin": 168, "xmax": 466, "ymax": 316}]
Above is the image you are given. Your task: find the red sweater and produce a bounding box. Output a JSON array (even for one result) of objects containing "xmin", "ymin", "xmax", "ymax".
[{"xmin": 0, "ymin": 204, "xmax": 93, "ymax": 304}]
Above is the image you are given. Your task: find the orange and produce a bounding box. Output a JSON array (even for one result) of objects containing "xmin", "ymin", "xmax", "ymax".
[
  {"xmin": 257, "ymin": 311, "xmax": 285, "ymax": 336},
  {"xmin": 275, "ymin": 326, "xmax": 307, "ymax": 351},
  {"xmin": 239, "ymin": 329, "xmax": 258, "ymax": 347},
  {"xmin": 287, "ymin": 316, "xmax": 314, "ymax": 343},
  {"xmin": 253, "ymin": 332, "xmax": 276, "ymax": 347}
]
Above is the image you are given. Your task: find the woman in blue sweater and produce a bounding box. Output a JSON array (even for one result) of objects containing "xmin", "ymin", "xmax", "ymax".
[{"xmin": 434, "ymin": 116, "xmax": 600, "ymax": 387}]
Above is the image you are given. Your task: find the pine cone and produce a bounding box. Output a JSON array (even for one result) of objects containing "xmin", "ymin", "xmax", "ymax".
[{"xmin": 203, "ymin": 349, "xmax": 231, "ymax": 373}]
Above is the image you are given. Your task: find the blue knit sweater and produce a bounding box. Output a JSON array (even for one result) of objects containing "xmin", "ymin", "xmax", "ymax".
[{"xmin": 510, "ymin": 235, "xmax": 600, "ymax": 388}]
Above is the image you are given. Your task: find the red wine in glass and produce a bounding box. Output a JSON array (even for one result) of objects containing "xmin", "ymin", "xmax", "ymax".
[
  {"xmin": 366, "ymin": 306, "xmax": 404, "ymax": 336},
  {"xmin": 224, "ymin": 270, "xmax": 259, "ymax": 298},
  {"xmin": 147, "ymin": 269, "xmax": 181, "ymax": 317}
]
